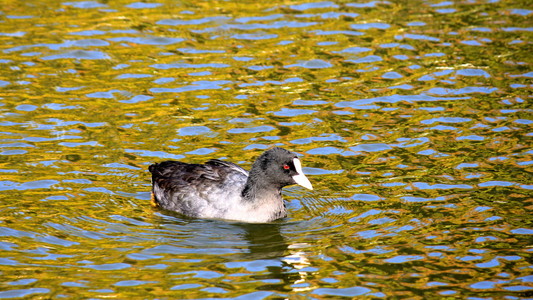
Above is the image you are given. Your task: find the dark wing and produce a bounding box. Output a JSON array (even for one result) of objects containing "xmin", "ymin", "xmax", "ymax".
[
  {"xmin": 205, "ymin": 159, "xmax": 249, "ymax": 176},
  {"xmin": 148, "ymin": 160, "xmax": 247, "ymax": 218}
]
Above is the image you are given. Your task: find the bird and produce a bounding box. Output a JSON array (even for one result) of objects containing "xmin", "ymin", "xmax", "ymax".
[{"xmin": 148, "ymin": 147, "xmax": 313, "ymax": 223}]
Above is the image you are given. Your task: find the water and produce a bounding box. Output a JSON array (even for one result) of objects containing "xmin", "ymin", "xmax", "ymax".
[{"xmin": 1, "ymin": 0, "xmax": 532, "ymax": 298}]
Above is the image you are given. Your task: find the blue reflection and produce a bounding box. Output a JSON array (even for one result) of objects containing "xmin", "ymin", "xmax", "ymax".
[
  {"xmin": 384, "ymin": 255, "xmax": 424, "ymax": 263},
  {"xmin": 351, "ymin": 23, "xmax": 390, "ymax": 30},
  {"xmin": 125, "ymin": 2, "xmax": 162, "ymax": 9},
  {"xmin": 285, "ymin": 59, "xmax": 332, "ymax": 69},
  {"xmin": 151, "ymin": 63, "xmax": 230, "ymax": 69},
  {"xmin": 41, "ymin": 50, "xmax": 110, "ymax": 60},
  {"xmin": 157, "ymin": 16, "xmax": 231, "ymax": 26},
  {"xmin": 290, "ymin": 1, "xmax": 339, "ymax": 10},
  {"xmin": 62, "ymin": 1, "xmax": 106, "ymax": 9},
  {"xmin": 178, "ymin": 126, "xmax": 212, "ymax": 137},
  {"xmin": 0, "ymin": 289, "xmax": 50, "ymax": 299},
  {"xmin": 312, "ymin": 286, "xmax": 372, "ymax": 297}
]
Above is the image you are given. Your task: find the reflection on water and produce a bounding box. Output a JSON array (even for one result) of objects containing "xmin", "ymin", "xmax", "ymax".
[{"xmin": 0, "ymin": 0, "xmax": 532, "ymax": 298}]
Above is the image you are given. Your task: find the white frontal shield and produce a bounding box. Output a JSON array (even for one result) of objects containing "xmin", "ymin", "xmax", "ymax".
[{"xmin": 292, "ymin": 158, "xmax": 313, "ymax": 190}]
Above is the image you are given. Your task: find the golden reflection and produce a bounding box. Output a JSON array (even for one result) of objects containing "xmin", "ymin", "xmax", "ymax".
[{"xmin": 0, "ymin": 0, "xmax": 531, "ymax": 298}]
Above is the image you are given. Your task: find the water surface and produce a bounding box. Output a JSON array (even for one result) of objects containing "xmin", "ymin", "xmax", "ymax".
[{"xmin": 0, "ymin": 0, "xmax": 532, "ymax": 298}]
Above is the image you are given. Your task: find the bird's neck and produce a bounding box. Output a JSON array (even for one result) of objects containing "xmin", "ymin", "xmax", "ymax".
[{"xmin": 241, "ymin": 170, "xmax": 282, "ymax": 202}]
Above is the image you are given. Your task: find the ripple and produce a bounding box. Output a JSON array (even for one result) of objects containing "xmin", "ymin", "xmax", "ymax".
[
  {"xmin": 478, "ymin": 181, "xmax": 516, "ymax": 187},
  {"xmin": 348, "ymin": 1, "xmax": 385, "ymax": 8},
  {"xmin": 336, "ymin": 94, "xmax": 469, "ymax": 108},
  {"xmin": 351, "ymin": 22, "xmax": 390, "ymax": 30},
  {"xmin": 351, "ymin": 194, "xmax": 382, "ymax": 202},
  {"xmin": 0, "ymin": 180, "xmax": 59, "ymax": 191},
  {"xmin": 238, "ymin": 77, "xmax": 303, "ymax": 87},
  {"xmin": 71, "ymin": 38, "xmax": 109, "ymax": 47},
  {"xmin": 350, "ymin": 143, "xmax": 392, "ymax": 152},
  {"xmin": 0, "ymin": 31, "xmax": 26, "ymax": 37},
  {"xmin": 41, "ymin": 50, "xmax": 110, "ymax": 60},
  {"xmin": 227, "ymin": 125, "xmax": 275, "ymax": 134},
  {"xmin": 0, "ymin": 257, "xmax": 20, "ymax": 265},
  {"xmin": 382, "ymin": 71, "xmax": 403, "ymax": 79},
  {"xmin": 384, "ymin": 255, "xmax": 425, "ymax": 263},
  {"xmin": 393, "ymin": 137, "xmax": 429, "ymax": 148},
  {"xmin": 84, "ymin": 263, "xmax": 131, "ymax": 270},
  {"xmin": 157, "ymin": 16, "xmax": 231, "ymax": 26},
  {"xmin": 42, "ymin": 103, "xmax": 82, "ymax": 110},
  {"xmin": 269, "ymin": 108, "xmax": 317, "ymax": 117},
  {"xmin": 303, "ymin": 167, "xmax": 343, "ymax": 175},
  {"xmin": 114, "ymin": 280, "xmax": 157, "ymax": 286},
  {"xmin": 108, "ymin": 36, "xmax": 184, "ymax": 45},
  {"xmin": 151, "ymin": 63, "xmax": 230, "ymax": 69},
  {"xmin": 69, "ymin": 30, "xmax": 106, "ymax": 36},
  {"xmin": 291, "ymin": 134, "xmax": 346, "ymax": 145},
  {"xmin": 7, "ymin": 279, "xmax": 38, "ymax": 286},
  {"xmin": 312, "ymin": 29, "xmax": 363, "ymax": 36},
  {"xmin": 461, "ymin": 40, "xmax": 483, "ymax": 46},
  {"xmin": 285, "ymin": 59, "xmax": 332, "ymax": 69},
  {"xmin": 150, "ymin": 80, "xmax": 232, "ymax": 93},
  {"xmin": 119, "ymin": 95, "xmax": 153, "ymax": 104},
  {"xmin": 509, "ymin": 9, "xmax": 533, "ymax": 15},
  {"xmin": 235, "ymin": 14, "xmax": 284, "ymax": 23},
  {"xmin": 0, "ymin": 288, "xmax": 51, "ymax": 299},
  {"xmin": 421, "ymin": 117, "xmax": 472, "ymax": 124},
  {"xmin": 346, "ymin": 55, "xmax": 382, "ymax": 64},
  {"xmin": 306, "ymin": 147, "xmax": 356, "ymax": 156},
  {"xmin": 336, "ymin": 47, "xmax": 373, "ymax": 54},
  {"xmin": 380, "ymin": 42, "xmax": 415, "ymax": 50},
  {"xmin": 231, "ymin": 33, "xmax": 278, "ymax": 40},
  {"xmin": 186, "ymin": 148, "xmax": 216, "ymax": 155},
  {"xmin": 402, "ymin": 196, "xmax": 447, "ymax": 203},
  {"xmin": 58, "ymin": 141, "xmax": 101, "ymax": 147},
  {"xmin": 35, "ymin": 235, "xmax": 79, "ymax": 247},
  {"xmin": 178, "ymin": 126, "xmax": 212, "ymax": 136},
  {"xmin": 398, "ymin": 33, "xmax": 440, "ymax": 42},
  {"xmin": 62, "ymin": 1, "xmax": 106, "ymax": 8},
  {"xmin": 412, "ymin": 182, "xmax": 473, "ymax": 190},
  {"xmin": 312, "ymin": 286, "xmax": 372, "ymax": 297},
  {"xmin": 125, "ymin": 2, "xmax": 162, "ymax": 9},
  {"xmin": 116, "ymin": 73, "xmax": 153, "ymax": 79},
  {"xmin": 457, "ymin": 135, "xmax": 485, "ymax": 141},
  {"xmin": 231, "ymin": 21, "xmax": 319, "ymax": 30},
  {"xmin": 290, "ymin": 1, "xmax": 339, "ymax": 11},
  {"xmin": 427, "ymin": 87, "xmax": 498, "ymax": 95},
  {"xmin": 293, "ymin": 99, "xmax": 329, "ymax": 106},
  {"xmin": 510, "ymin": 228, "xmax": 533, "ymax": 235},
  {"xmin": 125, "ymin": 149, "xmax": 185, "ymax": 160},
  {"xmin": 456, "ymin": 68, "xmax": 491, "ymax": 77}
]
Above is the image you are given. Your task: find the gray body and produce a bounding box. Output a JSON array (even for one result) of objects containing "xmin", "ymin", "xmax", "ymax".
[{"xmin": 149, "ymin": 147, "xmax": 312, "ymax": 223}]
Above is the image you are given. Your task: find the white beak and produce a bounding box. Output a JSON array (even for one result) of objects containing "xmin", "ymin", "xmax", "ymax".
[{"xmin": 292, "ymin": 158, "xmax": 313, "ymax": 190}]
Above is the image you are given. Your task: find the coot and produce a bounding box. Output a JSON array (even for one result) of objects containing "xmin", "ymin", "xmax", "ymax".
[{"xmin": 148, "ymin": 147, "xmax": 313, "ymax": 223}]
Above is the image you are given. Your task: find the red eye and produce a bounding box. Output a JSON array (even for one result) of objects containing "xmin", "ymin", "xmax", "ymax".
[{"xmin": 283, "ymin": 164, "xmax": 290, "ymax": 170}]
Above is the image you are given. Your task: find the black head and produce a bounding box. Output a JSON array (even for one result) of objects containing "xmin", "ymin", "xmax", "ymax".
[{"xmin": 252, "ymin": 147, "xmax": 313, "ymax": 190}]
